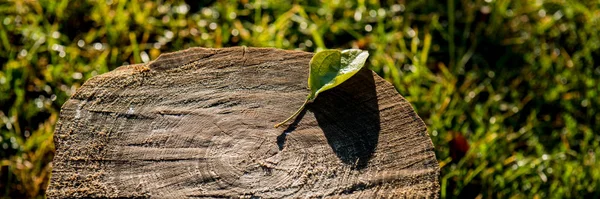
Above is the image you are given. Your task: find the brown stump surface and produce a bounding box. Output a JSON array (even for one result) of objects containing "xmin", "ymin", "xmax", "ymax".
[{"xmin": 47, "ymin": 47, "xmax": 439, "ymax": 198}]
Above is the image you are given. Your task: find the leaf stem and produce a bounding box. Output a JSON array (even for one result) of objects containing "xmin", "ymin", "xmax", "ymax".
[{"xmin": 274, "ymin": 98, "xmax": 309, "ymax": 128}]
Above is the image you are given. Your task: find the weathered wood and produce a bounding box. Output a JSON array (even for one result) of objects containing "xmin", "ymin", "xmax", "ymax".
[{"xmin": 48, "ymin": 47, "xmax": 439, "ymax": 198}]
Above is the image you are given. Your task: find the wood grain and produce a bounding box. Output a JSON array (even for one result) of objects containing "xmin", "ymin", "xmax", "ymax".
[{"xmin": 47, "ymin": 47, "xmax": 439, "ymax": 198}]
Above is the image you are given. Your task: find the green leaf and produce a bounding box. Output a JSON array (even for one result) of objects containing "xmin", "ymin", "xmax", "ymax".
[
  {"xmin": 274, "ymin": 49, "xmax": 369, "ymax": 128},
  {"xmin": 308, "ymin": 49, "xmax": 370, "ymax": 100}
]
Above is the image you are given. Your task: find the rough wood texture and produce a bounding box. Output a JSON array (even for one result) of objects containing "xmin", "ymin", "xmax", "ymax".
[{"xmin": 48, "ymin": 47, "xmax": 439, "ymax": 198}]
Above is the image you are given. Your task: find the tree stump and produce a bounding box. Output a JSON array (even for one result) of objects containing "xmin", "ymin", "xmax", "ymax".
[{"xmin": 47, "ymin": 47, "xmax": 439, "ymax": 198}]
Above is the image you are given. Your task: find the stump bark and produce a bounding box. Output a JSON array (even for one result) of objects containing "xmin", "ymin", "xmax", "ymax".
[{"xmin": 47, "ymin": 47, "xmax": 439, "ymax": 198}]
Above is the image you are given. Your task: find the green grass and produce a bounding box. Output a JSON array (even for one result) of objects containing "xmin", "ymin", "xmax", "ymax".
[{"xmin": 1, "ymin": 0, "xmax": 599, "ymax": 198}]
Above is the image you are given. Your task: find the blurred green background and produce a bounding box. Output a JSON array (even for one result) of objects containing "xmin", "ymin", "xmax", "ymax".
[{"xmin": 1, "ymin": 0, "xmax": 599, "ymax": 198}]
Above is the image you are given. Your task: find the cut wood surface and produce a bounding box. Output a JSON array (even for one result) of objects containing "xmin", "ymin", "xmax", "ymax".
[{"xmin": 47, "ymin": 47, "xmax": 439, "ymax": 198}]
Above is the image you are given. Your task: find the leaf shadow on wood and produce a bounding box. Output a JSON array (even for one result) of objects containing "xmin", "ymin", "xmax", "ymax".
[{"xmin": 310, "ymin": 68, "xmax": 380, "ymax": 169}]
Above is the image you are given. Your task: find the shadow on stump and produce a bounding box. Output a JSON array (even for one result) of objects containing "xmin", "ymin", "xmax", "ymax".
[
  {"xmin": 311, "ymin": 68, "xmax": 380, "ymax": 169},
  {"xmin": 277, "ymin": 68, "xmax": 381, "ymax": 169}
]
